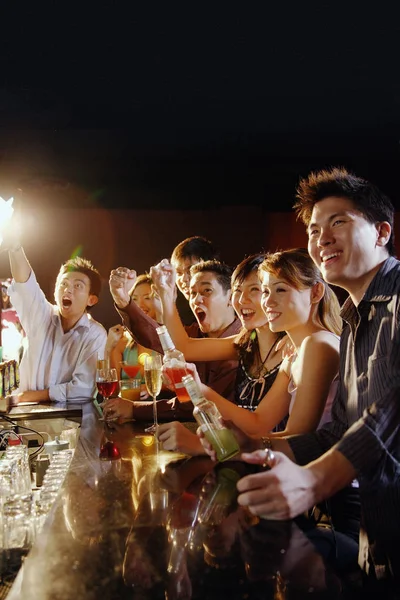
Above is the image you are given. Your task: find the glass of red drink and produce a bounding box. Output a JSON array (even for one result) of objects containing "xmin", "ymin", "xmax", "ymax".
[
  {"xmin": 96, "ymin": 367, "xmax": 119, "ymax": 405},
  {"xmin": 120, "ymin": 361, "xmax": 141, "ymax": 379}
]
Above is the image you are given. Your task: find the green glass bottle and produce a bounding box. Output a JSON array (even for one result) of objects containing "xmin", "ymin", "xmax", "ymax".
[{"xmin": 182, "ymin": 374, "xmax": 240, "ymax": 462}]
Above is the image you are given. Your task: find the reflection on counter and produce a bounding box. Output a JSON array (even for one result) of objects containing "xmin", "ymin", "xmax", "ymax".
[{"xmin": 4, "ymin": 405, "xmax": 365, "ymax": 599}]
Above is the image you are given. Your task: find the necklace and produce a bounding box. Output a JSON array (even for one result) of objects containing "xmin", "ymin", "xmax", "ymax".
[
  {"xmin": 238, "ymin": 334, "xmax": 282, "ymax": 409},
  {"xmin": 255, "ymin": 334, "xmax": 281, "ymax": 378}
]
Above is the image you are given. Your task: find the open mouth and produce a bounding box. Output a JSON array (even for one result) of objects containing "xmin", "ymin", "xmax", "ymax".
[
  {"xmin": 195, "ymin": 309, "xmax": 206, "ymax": 324},
  {"xmin": 240, "ymin": 308, "xmax": 255, "ymax": 321},
  {"xmin": 62, "ymin": 297, "xmax": 72, "ymax": 308},
  {"xmin": 321, "ymin": 251, "xmax": 341, "ymax": 267}
]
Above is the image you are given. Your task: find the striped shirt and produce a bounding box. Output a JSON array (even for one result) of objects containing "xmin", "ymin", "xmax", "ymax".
[{"xmin": 289, "ymin": 256, "xmax": 400, "ymax": 579}]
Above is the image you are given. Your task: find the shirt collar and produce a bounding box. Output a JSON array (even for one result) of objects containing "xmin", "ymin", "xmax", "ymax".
[
  {"xmin": 52, "ymin": 306, "xmax": 91, "ymax": 331},
  {"xmin": 341, "ymin": 256, "xmax": 399, "ymax": 322}
]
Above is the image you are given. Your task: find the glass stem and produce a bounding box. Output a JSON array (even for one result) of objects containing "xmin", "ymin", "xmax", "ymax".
[{"xmin": 153, "ymin": 395, "xmax": 158, "ymax": 430}]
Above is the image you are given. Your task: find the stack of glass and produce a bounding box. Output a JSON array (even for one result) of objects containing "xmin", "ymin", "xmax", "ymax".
[
  {"xmin": 0, "ymin": 445, "xmax": 35, "ymax": 576},
  {"xmin": 36, "ymin": 449, "xmax": 74, "ymax": 528},
  {"xmin": 0, "ymin": 446, "xmax": 74, "ymax": 577}
]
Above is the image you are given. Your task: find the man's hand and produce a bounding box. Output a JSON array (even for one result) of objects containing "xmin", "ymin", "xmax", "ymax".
[
  {"xmin": 102, "ymin": 396, "xmax": 134, "ymax": 421},
  {"xmin": 109, "ymin": 267, "xmax": 136, "ymax": 309},
  {"xmin": 157, "ymin": 422, "xmax": 205, "ymax": 455},
  {"xmin": 237, "ymin": 450, "xmax": 318, "ymax": 520},
  {"xmin": 150, "ymin": 259, "xmax": 177, "ymax": 301}
]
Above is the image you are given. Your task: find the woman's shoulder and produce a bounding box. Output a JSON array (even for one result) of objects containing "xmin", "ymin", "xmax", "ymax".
[{"xmin": 301, "ymin": 330, "xmax": 340, "ymax": 352}]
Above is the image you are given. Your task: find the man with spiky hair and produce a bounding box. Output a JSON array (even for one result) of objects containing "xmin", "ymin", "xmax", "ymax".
[
  {"xmin": 105, "ymin": 258, "xmax": 241, "ymax": 426},
  {"xmin": 170, "ymin": 236, "xmax": 221, "ymax": 301},
  {"xmin": 236, "ymin": 167, "xmax": 400, "ymax": 592},
  {"xmin": 5, "ymin": 240, "xmax": 106, "ymax": 403},
  {"xmin": 109, "ymin": 236, "xmax": 224, "ymax": 358}
]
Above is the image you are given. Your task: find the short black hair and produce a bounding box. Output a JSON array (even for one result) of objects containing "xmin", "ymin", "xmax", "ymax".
[
  {"xmin": 294, "ymin": 166, "xmax": 396, "ymax": 256},
  {"xmin": 171, "ymin": 236, "xmax": 220, "ymax": 264},
  {"xmin": 58, "ymin": 257, "xmax": 102, "ymax": 298},
  {"xmin": 190, "ymin": 260, "xmax": 232, "ymax": 293}
]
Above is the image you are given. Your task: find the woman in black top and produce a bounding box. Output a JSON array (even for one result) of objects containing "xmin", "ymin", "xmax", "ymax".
[{"xmin": 231, "ymin": 254, "xmax": 286, "ymax": 417}]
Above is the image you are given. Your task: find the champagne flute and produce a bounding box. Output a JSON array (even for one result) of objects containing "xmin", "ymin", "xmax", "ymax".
[
  {"xmin": 96, "ymin": 367, "xmax": 119, "ymax": 418},
  {"xmin": 144, "ymin": 354, "xmax": 162, "ymax": 434},
  {"xmin": 97, "ymin": 350, "xmax": 110, "ymax": 370}
]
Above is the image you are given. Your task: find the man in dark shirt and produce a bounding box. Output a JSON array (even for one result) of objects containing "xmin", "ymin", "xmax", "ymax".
[
  {"xmin": 171, "ymin": 236, "xmax": 221, "ymax": 326},
  {"xmin": 236, "ymin": 167, "xmax": 400, "ymax": 592},
  {"xmin": 112, "ymin": 235, "xmax": 221, "ymax": 334},
  {"xmin": 107, "ymin": 259, "xmax": 241, "ymax": 424}
]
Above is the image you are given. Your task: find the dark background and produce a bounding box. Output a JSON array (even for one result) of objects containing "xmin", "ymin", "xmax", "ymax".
[
  {"xmin": 1, "ymin": 3, "xmax": 400, "ymax": 210},
  {"xmin": 1, "ymin": 3, "xmax": 400, "ymax": 328}
]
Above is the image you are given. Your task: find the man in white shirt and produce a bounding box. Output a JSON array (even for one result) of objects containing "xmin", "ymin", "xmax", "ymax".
[{"xmin": 7, "ymin": 244, "xmax": 107, "ymax": 403}]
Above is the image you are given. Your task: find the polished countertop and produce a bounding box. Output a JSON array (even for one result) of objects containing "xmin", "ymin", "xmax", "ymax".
[{"xmin": 5, "ymin": 402, "xmax": 362, "ymax": 599}]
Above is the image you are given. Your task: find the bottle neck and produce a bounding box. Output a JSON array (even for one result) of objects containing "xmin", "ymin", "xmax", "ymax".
[
  {"xmin": 190, "ymin": 395, "xmax": 205, "ymax": 407},
  {"xmin": 158, "ymin": 331, "xmax": 175, "ymax": 354},
  {"xmin": 184, "ymin": 379, "xmax": 206, "ymax": 406}
]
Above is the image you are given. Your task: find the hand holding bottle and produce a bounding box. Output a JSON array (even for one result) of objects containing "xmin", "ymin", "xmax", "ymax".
[
  {"xmin": 183, "ymin": 375, "xmax": 240, "ymax": 462},
  {"xmin": 157, "ymin": 326, "xmax": 191, "ymax": 402},
  {"xmin": 196, "ymin": 418, "xmax": 258, "ymax": 462},
  {"xmin": 161, "ymin": 360, "xmax": 199, "ymax": 394}
]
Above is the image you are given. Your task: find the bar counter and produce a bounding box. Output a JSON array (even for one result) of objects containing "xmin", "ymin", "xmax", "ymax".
[{"xmin": 5, "ymin": 402, "xmax": 361, "ymax": 599}]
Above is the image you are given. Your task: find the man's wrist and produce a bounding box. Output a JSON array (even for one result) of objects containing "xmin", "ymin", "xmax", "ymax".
[
  {"xmin": 159, "ymin": 288, "xmax": 175, "ymax": 300},
  {"xmin": 306, "ymin": 449, "xmax": 356, "ymax": 505},
  {"xmin": 115, "ymin": 295, "xmax": 131, "ymax": 310}
]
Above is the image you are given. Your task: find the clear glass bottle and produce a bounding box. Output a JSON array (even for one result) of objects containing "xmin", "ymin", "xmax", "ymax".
[
  {"xmin": 182, "ymin": 374, "xmax": 240, "ymax": 462},
  {"xmin": 156, "ymin": 325, "xmax": 190, "ymax": 402}
]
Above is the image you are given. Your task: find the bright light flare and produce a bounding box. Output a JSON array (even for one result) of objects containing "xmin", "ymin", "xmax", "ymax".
[
  {"xmin": 0, "ymin": 197, "xmax": 15, "ymax": 245},
  {"xmin": 1, "ymin": 320, "xmax": 24, "ymax": 362}
]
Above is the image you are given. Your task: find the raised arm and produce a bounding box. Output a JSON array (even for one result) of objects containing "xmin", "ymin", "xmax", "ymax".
[
  {"xmin": 0, "ymin": 207, "xmax": 31, "ymax": 283},
  {"xmin": 150, "ymin": 260, "xmax": 238, "ymax": 361},
  {"xmin": 8, "ymin": 246, "xmax": 32, "ymax": 283},
  {"xmin": 109, "ymin": 267, "xmax": 163, "ymax": 353}
]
